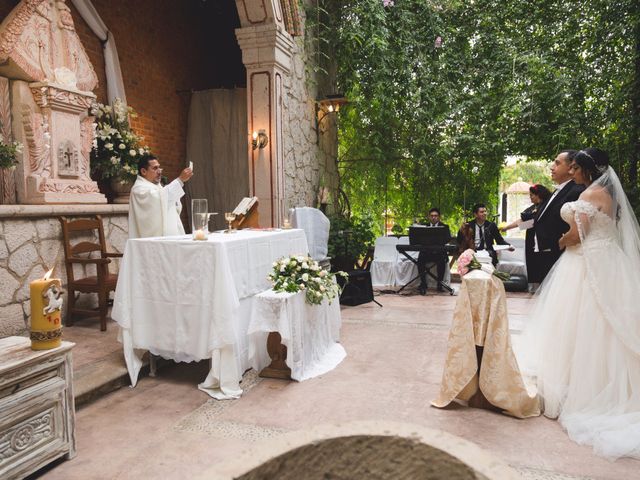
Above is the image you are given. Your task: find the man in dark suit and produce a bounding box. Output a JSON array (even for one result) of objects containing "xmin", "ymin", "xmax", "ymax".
[
  {"xmin": 533, "ymin": 150, "xmax": 585, "ymax": 282},
  {"xmin": 417, "ymin": 208, "xmax": 451, "ymax": 294},
  {"xmin": 457, "ymin": 203, "xmax": 513, "ymax": 265}
]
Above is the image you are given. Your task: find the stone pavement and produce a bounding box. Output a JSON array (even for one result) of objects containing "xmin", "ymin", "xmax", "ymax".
[{"xmin": 31, "ymin": 292, "xmax": 638, "ymax": 479}]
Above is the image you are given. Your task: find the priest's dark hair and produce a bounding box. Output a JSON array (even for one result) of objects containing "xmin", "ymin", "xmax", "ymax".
[
  {"xmin": 137, "ymin": 154, "xmax": 158, "ymax": 175},
  {"xmin": 472, "ymin": 203, "xmax": 486, "ymax": 214},
  {"xmin": 429, "ymin": 207, "xmax": 441, "ymax": 215}
]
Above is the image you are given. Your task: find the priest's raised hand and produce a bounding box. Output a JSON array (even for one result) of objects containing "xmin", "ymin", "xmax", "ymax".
[{"xmin": 128, "ymin": 155, "xmax": 193, "ymax": 239}]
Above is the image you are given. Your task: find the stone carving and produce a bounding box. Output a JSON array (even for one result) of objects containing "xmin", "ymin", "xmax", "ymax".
[
  {"xmin": 57, "ymin": 139, "xmax": 78, "ymax": 177},
  {"xmin": 21, "ymin": 103, "xmax": 51, "ymax": 178},
  {"xmin": 30, "ymin": 84, "xmax": 94, "ymax": 113},
  {"xmin": 0, "ymin": 0, "xmax": 105, "ymax": 203},
  {"xmin": 0, "ymin": 410, "xmax": 53, "ymax": 460},
  {"xmin": 0, "ymin": 0, "xmax": 97, "ymax": 92},
  {"xmin": 78, "ymin": 116, "xmax": 94, "ymax": 180},
  {"xmin": 0, "ymin": 77, "xmax": 17, "ymax": 204}
]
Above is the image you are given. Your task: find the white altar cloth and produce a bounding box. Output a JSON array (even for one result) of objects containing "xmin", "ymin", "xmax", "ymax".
[
  {"xmin": 248, "ymin": 290, "xmax": 346, "ymax": 381},
  {"xmin": 111, "ymin": 229, "xmax": 308, "ymax": 399}
]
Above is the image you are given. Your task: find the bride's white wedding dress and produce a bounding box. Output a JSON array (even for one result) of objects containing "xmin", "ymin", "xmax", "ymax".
[{"xmin": 518, "ymin": 168, "xmax": 640, "ymax": 460}]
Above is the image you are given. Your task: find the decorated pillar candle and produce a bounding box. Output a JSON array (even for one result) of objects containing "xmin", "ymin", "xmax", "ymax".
[{"xmin": 30, "ymin": 268, "xmax": 63, "ymax": 350}]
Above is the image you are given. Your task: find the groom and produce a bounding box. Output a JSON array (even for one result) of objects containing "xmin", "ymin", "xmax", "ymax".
[{"xmin": 533, "ymin": 150, "xmax": 585, "ymax": 282}]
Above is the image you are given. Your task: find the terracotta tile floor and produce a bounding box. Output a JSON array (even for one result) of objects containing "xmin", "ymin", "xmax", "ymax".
[{"xmin": 32, "ymin": 291, "xmax": 639, "ymax": 479}]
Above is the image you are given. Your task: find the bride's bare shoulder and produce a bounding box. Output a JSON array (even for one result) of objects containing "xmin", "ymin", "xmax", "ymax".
[{"xmin": 579, "ymin": 186, "xmax": 612, "ymax": 213}]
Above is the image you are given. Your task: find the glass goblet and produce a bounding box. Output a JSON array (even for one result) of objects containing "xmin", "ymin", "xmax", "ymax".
[{"xmin": 224, "ymin": 212, "xmax": 237, "ymax": 233}]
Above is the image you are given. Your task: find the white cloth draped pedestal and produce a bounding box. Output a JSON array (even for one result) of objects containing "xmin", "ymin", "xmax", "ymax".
[
  {"xmin": 248, "ymin": 290, "xmax": 345, "ymax": 381},
  {"xmin": 111, "ymin": 229, "xmax": 308, "ymax": 399}
]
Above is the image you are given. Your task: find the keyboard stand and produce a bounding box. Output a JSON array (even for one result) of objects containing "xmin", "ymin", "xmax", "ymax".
[{"xmin": 396, "ymin": 248, "xmax": 455, "ymax": 295}]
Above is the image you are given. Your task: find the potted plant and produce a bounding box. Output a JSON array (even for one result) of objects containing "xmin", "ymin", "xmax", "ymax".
[
  {"xmin": 0, "ymin": 133, "xmax": 22, "ymax": 204},
  {"xmin": 327, "ymin": 213, "xmax": 376, "ymax": 272},
  {"xmin": 90, "ymin": 99, "xmax": 151, "ymax": 203}
]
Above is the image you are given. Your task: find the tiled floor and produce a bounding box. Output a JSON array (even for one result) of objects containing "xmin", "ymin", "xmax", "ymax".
[{"xmin": 33, "ymin": 291, "xmax": 639, "ymax": 479}]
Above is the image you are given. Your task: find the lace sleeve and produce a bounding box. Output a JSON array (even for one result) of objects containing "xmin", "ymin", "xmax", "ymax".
[{"xmin": 573, "ymin": 200, "xmax": 598, "ymax": 241}]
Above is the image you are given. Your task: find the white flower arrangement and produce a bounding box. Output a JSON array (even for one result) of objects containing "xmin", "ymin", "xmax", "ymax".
[
  {"xmin": 90, "ymin": 98, "xmax": 151, "ymax": 181},
  {"xmin": 267, "ymin": 254, "xmax": 348, "ymax": 305}
]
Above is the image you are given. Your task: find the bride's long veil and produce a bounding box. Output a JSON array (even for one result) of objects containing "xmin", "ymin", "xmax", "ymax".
[
  {"xmin": 599, "ymin": 166, "xmax": 640, "ymax": 270},
  {"xmin": 579, "ymin": 167, "xmax": 640, "ymax": 357}
]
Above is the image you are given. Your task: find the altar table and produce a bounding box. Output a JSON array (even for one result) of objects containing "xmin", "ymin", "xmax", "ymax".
[
  {"xmin": 248, "ymin": 290, "xmax": 346, "ymax": 381},
  {"xmin": 431, "ymin": 269, "xmax": 540, "ymax": 418},
  {"xmin": 111, "ymin": 229, "xmax": 308, "ymax": 399}
]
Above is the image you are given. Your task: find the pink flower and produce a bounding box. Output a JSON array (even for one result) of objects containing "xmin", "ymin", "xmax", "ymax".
[
  {"xmin": 382, "ymin": 0, "xmax": 394, "ymax": 6},
  {"xmin": 457, "ymin": 248, "xmax": 476, "ymax": 276},
  {"xmin": 434, "ymin": 36, "xmax": 443, "ymax": 48}
]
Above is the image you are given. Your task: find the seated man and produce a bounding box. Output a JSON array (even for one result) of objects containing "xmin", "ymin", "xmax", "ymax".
[
  {"xmin": 129, "ymin": 155, "xmax": 193, "ymax": 238},
  {"xmin": 417, "ymin": 208, "xmax": 451, "ymax": 294},
  {"xmin": 457, "ymin": 203, "xmax": 513, "ymax": 265}
]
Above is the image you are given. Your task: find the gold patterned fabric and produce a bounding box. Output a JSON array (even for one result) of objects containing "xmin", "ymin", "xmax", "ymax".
[{"xmin": 432, "ymin": 270, "xmax": 540, "ymax": 418}]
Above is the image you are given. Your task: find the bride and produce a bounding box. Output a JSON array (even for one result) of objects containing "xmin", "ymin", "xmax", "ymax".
[{"xmin": 518, "ymin": 148, "xmax": 640, "ymax": 459}]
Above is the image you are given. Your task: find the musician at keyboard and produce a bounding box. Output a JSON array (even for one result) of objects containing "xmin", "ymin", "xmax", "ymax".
[{"xmin": 416, "ymin": 208, "xmax": 451, "ymax": 295}]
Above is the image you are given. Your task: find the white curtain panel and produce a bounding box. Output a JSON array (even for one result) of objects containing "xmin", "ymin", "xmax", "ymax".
[
  {"xmin": 185, "ymin": 89, "xmax": 248, "ymax": 231},
  {"xmin": 71, "ymin": 0, "xmax": 127, "ymax": 104}
]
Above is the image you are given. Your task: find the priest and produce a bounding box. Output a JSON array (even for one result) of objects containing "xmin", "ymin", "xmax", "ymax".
[{"xmin": 128, "ymin": 155, "xmax": 193, "ymax": 238}]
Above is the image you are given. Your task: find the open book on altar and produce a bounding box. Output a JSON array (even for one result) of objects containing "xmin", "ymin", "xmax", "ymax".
[{"xmin": 231, "ymin": 196, "xmax": 260, "ymax": 229}]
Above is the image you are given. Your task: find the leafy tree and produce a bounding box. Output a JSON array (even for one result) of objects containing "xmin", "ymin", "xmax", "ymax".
[{"xmin": 308, "ymin": 0, "xmax": 640, "ymax": 228}]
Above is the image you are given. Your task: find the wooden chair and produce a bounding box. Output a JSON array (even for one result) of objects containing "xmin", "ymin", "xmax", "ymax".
[{"xmin": 58, "ymin": 215, "xmax": 122, "ymax": 331}]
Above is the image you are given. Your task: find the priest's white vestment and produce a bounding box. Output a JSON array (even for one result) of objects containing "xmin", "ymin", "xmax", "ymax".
[{"xmin": 128, "ymin": 176, "xmax": 185, "ymax": 238}]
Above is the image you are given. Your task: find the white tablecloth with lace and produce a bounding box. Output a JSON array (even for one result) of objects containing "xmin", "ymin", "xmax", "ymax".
[
  {"xmin": 248, "ymin": 290, "xmax": 346, "ymax": 381},
  {"xmin": 431, "ymin": 269, "xmax": 540, "ymax": 418},
  {"xmin": 111, "ymin": 229, "xmax": 308, "ymax": 399}
]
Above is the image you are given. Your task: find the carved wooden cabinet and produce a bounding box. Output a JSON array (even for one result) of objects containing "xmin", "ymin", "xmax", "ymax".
[{"xmin": 0, "ymin": 337, "xmax": 76, "ymax": 479}]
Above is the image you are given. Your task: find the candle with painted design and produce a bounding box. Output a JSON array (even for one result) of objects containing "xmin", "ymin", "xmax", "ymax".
[{"xmin": 30, "ymin": 267, "xmax": 63, "ymax": 350}]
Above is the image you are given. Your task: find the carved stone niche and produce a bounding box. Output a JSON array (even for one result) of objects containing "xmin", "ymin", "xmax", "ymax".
[{"xmin": 0, "ymin": 0, "xmax": 105, "ymax": 204}]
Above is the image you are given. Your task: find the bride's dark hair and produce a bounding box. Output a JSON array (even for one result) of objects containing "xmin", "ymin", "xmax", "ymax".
[{"xmin": 574, "ymin": 148, "xmax": 609, "ymax": 182}]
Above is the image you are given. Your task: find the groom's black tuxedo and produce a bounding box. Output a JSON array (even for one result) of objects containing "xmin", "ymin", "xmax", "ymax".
[
  {"xmin": 533, "ymin": 180, "xmax": 585, "ymax": 280},
  {"xmin": 457, "ymin": 220, "xmax": 509, "ymax": 265}
]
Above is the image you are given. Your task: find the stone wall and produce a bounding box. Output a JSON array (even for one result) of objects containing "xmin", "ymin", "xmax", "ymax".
[
  {"xmin": 281, "ymin": 14, "xmax": 339, "ymax": 212},
  {"xmin": 0, "ymin": 206, "xmax": 128, "ymax": 338}
]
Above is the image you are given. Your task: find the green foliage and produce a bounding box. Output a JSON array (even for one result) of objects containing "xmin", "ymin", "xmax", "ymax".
[
  {"xmin": 327, "ymin": 213, "xmax": 376, "ymax": 261},
  {"xmin": 0, "ymin": 133, "xmax": 22, "ymax": 170},
  {"xmin": 310, "ymin": 0, "xmax": 640, "ymax": 220},
  {"xmin": 500, "ymin": 161, "xmax": 553, "ymax": 191}
]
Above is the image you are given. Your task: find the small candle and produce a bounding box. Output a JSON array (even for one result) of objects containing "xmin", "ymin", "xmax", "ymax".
[
  {"xmin": 193, "ymin": 229, "xmax": 207, "ymax": 240},
  {"xmin": 30, "ymin": 267, "xmax": 63, "ymax": 350}
]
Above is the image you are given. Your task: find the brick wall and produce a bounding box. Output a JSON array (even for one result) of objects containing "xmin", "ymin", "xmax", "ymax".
[{"xmin": 0, "ymin": 0, "xmax": 245, "ymax": 181}]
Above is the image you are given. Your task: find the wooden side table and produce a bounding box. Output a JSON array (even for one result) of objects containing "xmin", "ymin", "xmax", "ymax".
[{"xmin": 0, "ymin": 336, "xmax": 76, "ymax": 479}]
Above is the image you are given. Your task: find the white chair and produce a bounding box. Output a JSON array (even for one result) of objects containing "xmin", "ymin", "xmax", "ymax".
[
  {"xmin": 370, "ymin": 236, "xmax": 399, "ymax": 289},
  {"xmin": 290, "ymin": 207, "xmax": 330, "ymax": 263},
  {"xmin": 394, "ymin": 236, "xmax": 418, "ymax": 289},
  {"xmin": 497, "ymin": 237, "xmax": 527, "ymax": 278}
]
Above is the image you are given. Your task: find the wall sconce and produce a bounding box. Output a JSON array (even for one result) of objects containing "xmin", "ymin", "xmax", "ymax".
[
  {"xmin": 252, "ymin": 129, "xmax": 268, "ymax": 150},
  {"xmin": 315, "ymin": 94, "xmax": 348, "ymax": 143}
]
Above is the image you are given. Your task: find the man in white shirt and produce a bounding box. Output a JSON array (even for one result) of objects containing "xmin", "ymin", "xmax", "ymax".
[
  {"xmin": 533, "ymin": 150, "xmax": 585, "ymax": 281},
  {"xmin": 128, "ymin": 156, "xmax": 193, "ymax": 238}
]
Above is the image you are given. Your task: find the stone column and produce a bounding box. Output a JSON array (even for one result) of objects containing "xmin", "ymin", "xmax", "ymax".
[{"xmin": 235, "ymin": 1, "xmax": 294, "ymax": 227}]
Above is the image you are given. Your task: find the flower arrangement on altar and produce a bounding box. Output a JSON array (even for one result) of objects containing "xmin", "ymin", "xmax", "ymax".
[
  {"xmin": 0, "ymin": 133, "xmax": 23, "ymax": 170},
  {"xmin": 457, "ymin": 248, "xmax": 510, "ymax": 281},
  {"xmin": 268, "ymin": 254, "xmax": 348, "ymax": 305},
  {"xmin": 89, "ymin": 99, "xmax": 151, "ymax": 182}
]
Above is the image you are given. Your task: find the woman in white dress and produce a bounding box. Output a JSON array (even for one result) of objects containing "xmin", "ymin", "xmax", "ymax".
[{"xmin": 518, "ymin": 148, "xmax": 640, "ymax": 459}]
